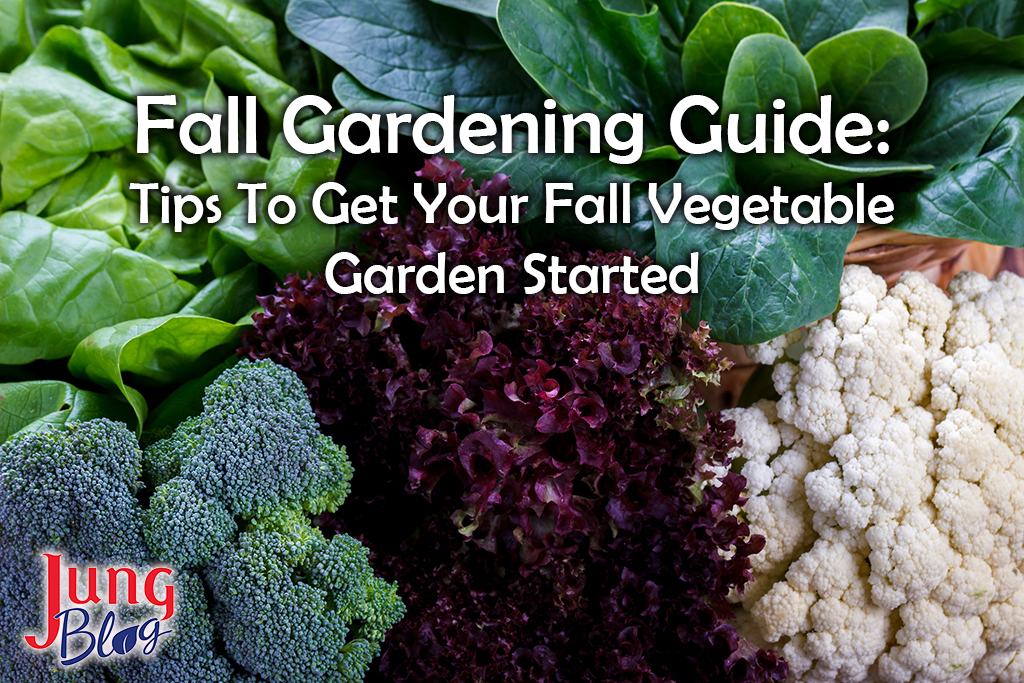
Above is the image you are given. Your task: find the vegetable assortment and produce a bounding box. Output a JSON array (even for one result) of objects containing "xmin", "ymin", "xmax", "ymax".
[{"xmin": 1, "ymin": 0, "xmax": 1023, "ymax": 681}]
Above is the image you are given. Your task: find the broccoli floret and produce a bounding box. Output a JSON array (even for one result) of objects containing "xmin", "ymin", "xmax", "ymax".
[
  {"xmin": 206, "ymin": 527, "xmax": 405, "ymax": 683},
  {"xmin": 144, "ymin": 478, "xmax": 235, "ymax": 569},
  {"xmin": 0, "ymin": 420, "xmax": 149, "ymax": 683},
  {"xmin": 0, "ymin": 361, "xmax": 397, "ymax": 683},
  {"xmin": 0, "ymin": 419, "xmax": 148, "ymax": 566},
  {"xmin": 112, "ymin": 570, "xmax": 234, "ymax": 683},
  {"xmin": 144, "ymin": 359, "xmax": 353, "ymax": 524}
]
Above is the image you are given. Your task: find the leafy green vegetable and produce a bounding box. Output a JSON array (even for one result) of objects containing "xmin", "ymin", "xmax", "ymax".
[
  {"xmin": 213, "ymin": 113, "xmax": 347, "ymax": 278},
  {"xmin": 287, "ymin": 0, "xmax": 543, "ymax": 114},
  {"xmin": 680, "ymin": 2, "xmax": 788, "ymax": 110},
  {"xmin": 0, "ymin": 63, "xmax": 135, "ymax": 208},
  {"xmin": 928, "ymin": 0, "xmax": 1024, "ymax": 40},
  {"xmin": 748, "ymin": 0, "xmax": 908, "ymax": 52},
  {"xmin": 655, "ymin": 153, "xmax": 854, "ymax": 344},
  {"xmin": 0, "ymin": 0, "xmax": 32, "ymax": 72},
  {"xmin": 498, "ymin": 0, "xmax": 681, "ymax": 139},
  {"xmin": 130, "ymin": 0, "xmax": 286, "ymax": 77},
  {"xmin": 895, "ymin": 64, "xmax": 1024, "ymax": 173},
  {"xmin": 913, "ymin": 0, "xmax": 976, "ymax": 32},
  {"xmin": 179, "ymin": 262, "xmax": 261, "ymax": 322},
  {"xmin": 919, "ymin": 27, "xmax": 1024, "ymax": 68},
  {"xmin": 0, "ymin": 380, "xmax": 137, "ymax": 442},
  {"xmin": 68, "ymin": 314, "xmax": 249, "ymax": 429},
  {"xmin": 891, "ymin": 104, "xmax": 1024, "ymax": 246},
  {"xmin": 721, "ymin": 33, "xmax": 818, "ymax": 141},
  {"xmin": 0, "ymin": 212, "xmax": 196, "ymax": 364},
  {"xmin": 805, "ymin": 28, "xmax": 927, "ymax": 128},
  {"xmin": 429, "ymin": 0, "xmax": 497, "ymax": 16}
]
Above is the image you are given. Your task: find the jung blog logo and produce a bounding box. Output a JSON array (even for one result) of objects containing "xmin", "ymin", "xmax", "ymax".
[{"xmin": 23, "ymin": 553, "xmax": 176, "ymax": 667}]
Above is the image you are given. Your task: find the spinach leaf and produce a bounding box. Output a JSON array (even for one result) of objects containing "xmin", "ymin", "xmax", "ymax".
[
  {"xmin": 497, "ymin": 0, "xmax": 681, "ymax": 139},
  {"xmin": 0, "ymin": 212, "xmax": 196, "ymax": 364},
  {"xmin": 805, "ymin": 28, "xmax": 927, "ymax": 128},
  {"xmin": 748, "ymin": 0, "xmax": 908, "ymax": 52},
  {"xmin": 0, "ymin": 63, "xmax": 135, "ymax": 208},
  {"xmin": 25, "ymin": 156, "xmax": 128, "ymax": 231},
  {"xmin": 680, "ymin": 2, "xmax": 787, "ymax": 110},
  {"xmin": 721, "ymin": 33, "xmax": 818, "ymax": 142},
  {"xmin": 288, "ymin": 0, "xmax": 543, "ymax": 115},
  {"xmin": 895, "ymin": 64, "xmax": 1024, "ymax": 173},
  {"xmin": 213, "ymin": 113, "xmax": 347, "ymax": 278},
  {"xmin": 179, "ymin": 262, "xmax": 261, "ymax": 322},
  {"xmin": 930, "ymin": 0, "xmax": 1024, "ymax": 40},
  {"xmin": 919, "ymin": 27, "xmax": 1024, "ymax": 68},
  {"xmin": 655, "ymin": 153, "xmax": 854, "ymax": 344},
  {"xmin": 913, "ymin": 0, "xmax": 975, "ymax": 32},
  {"xmin": 130, "ymin": 0, "xmax": 286, "ymax": 77},
  {"xmin": 429, "ymin": 0, "xmax": 497, "ymax": 16},
  {"xmin": 0, "ymin": 0, "xmax": 32, "ymax": 72},
  {"xmin": 892, "ymin": 105, "xmax": 1024, "ymax": 246},
  {"xmin": 68, "ymin": 314, "xmax": 248, "ymax": 430},
  {"xmin": 737, "ymin": 150, "xmax": 932, "ymax": 193},
  {"xmin": 0, "ymin": 380, "xmax": 137, "ymax": 442}
]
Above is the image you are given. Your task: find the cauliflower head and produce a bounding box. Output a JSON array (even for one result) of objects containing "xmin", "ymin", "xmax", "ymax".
[{"xmin": 730, "ymin": 266, "xmax": 1024, "ymax": 683}]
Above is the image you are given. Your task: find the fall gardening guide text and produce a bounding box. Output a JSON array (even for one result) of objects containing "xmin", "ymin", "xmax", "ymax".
[{"xmin": 130, "ymin": 94, "xmax": 897, "ymax": 296}]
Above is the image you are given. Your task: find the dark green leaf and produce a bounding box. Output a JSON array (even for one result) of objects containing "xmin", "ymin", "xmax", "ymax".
[
  {"xmin": 143, "ymin": 357, "xmax": 237, "ymax": 441},
  {"xmin": 749, "ymin": 0, "xmax": 908, "ymax": 51},
  {"xmin": 891, "ymin": 106, "xmax": 1024, "ymax": 246},
  {"xmin": 721, "ymin": 33, "xmax": 818, "ymax": 142},
  {"xmin": 179, "ymin": 262, "xmax": 260, "ymax": 322},
  {"xmin": 913, "ymin": 0, "xmax": 975, "ymax": 31},
  {"xmin": 930, "ymin": 0, "xmax": 1024, "ymax": 40},
  {"xmin": 654, "ymin": 153, "xmax": 854, "ymax": 344},
  {"xmin": 429, "ymin": 0, "xmax": 497, "ymax": 16},
  {"xmin": 680, "ymin": 2, "xmax": 787, "ymax": 108},
  {"xmin": 0, "ymin": 212, "xmax": 196, "ymax": 364},
  {"xmin": 919, "ymin": 27, "xmax": 1024, "ymax": 68},
  {"xmin": 287, "ymin": 0, "xmax": 543, "ymax": 115},
  {"xmin": 737, "ymin": 149, "xmax": 933, "ymax": 193},
  {"xmin": 0, "ymin": 0, "xmax": 32, "ymax": 72},
  {"xmin": 0, "ymin": 380, "xmax": 137, "ymax": 443},
  {"xmin": 497, "ymin": 0, "xmax": 682, "ymax": 139},
  {"xmin": 805, "ymin": 28, "xmax": 927, "ymax": 128},
  {"xmin": 895, "ymin": 64, "xmax": 1024, "ymax": 173}
]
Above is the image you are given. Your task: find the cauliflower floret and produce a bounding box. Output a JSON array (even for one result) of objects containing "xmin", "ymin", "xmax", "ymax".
[{"xmin": 735, "ymin": 267, "xmax": 1024, "ymax": 683}]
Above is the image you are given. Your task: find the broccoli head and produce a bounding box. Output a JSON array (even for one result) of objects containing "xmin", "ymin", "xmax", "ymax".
[
  {"xmin": 0, "ymin": 419, "xmax": 150, "ymax": 683},
  {"xmin": 142, "ymin": 359, "xmax": 354, "ymax": 568},
  {"xmin": 206, "ymin": 528, "xmax": 405, "ymax": 683},
  {"xmin": 0, "ymin": 360, "xmax": 400, "ymax": 683}
]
